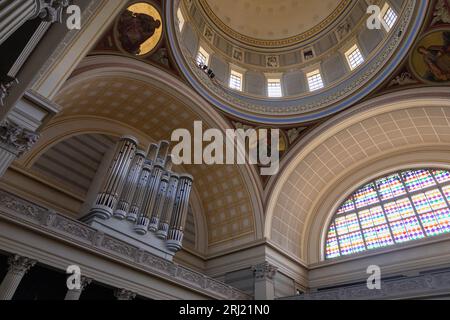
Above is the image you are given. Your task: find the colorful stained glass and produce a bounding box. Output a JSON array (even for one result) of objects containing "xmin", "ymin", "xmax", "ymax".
[
  {"xmin": 375, "ymin": 224, "xmax": 395, "ymax": 247},
  {"xmin": 432, "ymin": 170, "xmax": 450, "ymax": 184},
  {"xmin": 325, "ymin": 169, "xmax": 450, "ymax": 260},
  {"xmin": 441, "ymin": 185, "xmax": 450, "ymax": 203},
  {"xmin": 335, "ymin": 214, "xmax": 359, "ymax": 236},
  {"xmin": 403, "ymin": 216, "xmax": 425, "ymax": 240},
  {"xmin": 363, "ymin": 228, "xmax": 380, "ymax": 249},
  {"xmin": 375, "ymin": 174, "xmax": 406, "ymax": 200},
  {"xmin": 401, "ymin": 170, "xmax": 435, "ymax": 192},
  {"xmin": 363, "ymin": 224, "xmax": 394, "ymax": 249},
  {"xmin": 411, "ymin": 193, "xmax": 433, "ymax": 214},
  {"xmin": 339, "ymin": 232, "xmax": 365, "ymax": 256},
  {"xmin": 390, "ymin": 220, "xmax": 410, "ymax": 243},
  {"xmin": 358, "ymin": 206, "xmax": 386, "ymax": 229},
  {"xmin": 336, "ymin": 198, "xmax": 355, "ymax": 215},
  {"xmin": 419, "ymin": 212, "xmax": 442, "ymax": 236},
  {"xmin": 353, "ymin": 184, "xmax": 379, "ymax": 209},
  {"xmin": 435, "ymin": 208, "xmax": 450, "ymax": 233},
  {"xmin": 425, "ymin": 189, "xmax": 447, "ymax": 211},
  {"xmin": 325, "ymin": 237, "xmax": 340, "ymax": 258},
  {"xmin": 327, "ymin": 223, "xmax": 337, "ymax": 238}
]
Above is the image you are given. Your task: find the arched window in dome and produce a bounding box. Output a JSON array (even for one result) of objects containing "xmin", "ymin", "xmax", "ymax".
[{"xmin": 325, "ymin": 169, "xmax": 450, "ymax": 260}]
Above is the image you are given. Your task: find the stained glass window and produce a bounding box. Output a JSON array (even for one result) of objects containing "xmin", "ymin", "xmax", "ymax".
[{"xmin": 325, "ymin": 169, "xmax": 450, "ymax": 259}]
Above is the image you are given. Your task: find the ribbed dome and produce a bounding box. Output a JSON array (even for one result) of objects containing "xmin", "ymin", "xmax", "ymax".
[{"xmin": 167, "ymin": 0, "xmax": 428, "ymax": 124}]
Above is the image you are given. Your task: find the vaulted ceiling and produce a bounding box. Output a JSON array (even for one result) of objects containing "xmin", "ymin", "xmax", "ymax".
[{"xmin": 18, "ymin": 57, "xmax": 264, "ymax": 253}]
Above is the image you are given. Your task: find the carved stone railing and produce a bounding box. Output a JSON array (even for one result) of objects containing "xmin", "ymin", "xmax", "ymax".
[
  {"xmin": 0, "ymin": 190, "xmax": 251, "ymax": 300},
  {"xmin": 282, "ymin": 271, "xmax": 450, "ymax": 300}
]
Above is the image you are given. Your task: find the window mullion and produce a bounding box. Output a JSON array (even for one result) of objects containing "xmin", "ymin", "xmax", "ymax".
[
  {"xmin": 373, "ymin": 179, "xmax": 396, "ymax": 244},
  {"xmin": 398, "ymin": 172, "xmax": 427, "ymax": 238},
  {"xmin": 429, "ymin": 170, "xmax": 450, "ymax": 230}
]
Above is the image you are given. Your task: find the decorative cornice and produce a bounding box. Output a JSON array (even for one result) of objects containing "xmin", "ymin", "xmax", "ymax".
[
  {"xmin": 0, "ymin": 190, "xmax": 251, "ymax": 300},
  {"xmin": 284, "ymin": 270, "xmax": 450, "ymax": 300},
  {"xmin": 0, "ymin": 121, "xmax": 40, "ymax": 156}
]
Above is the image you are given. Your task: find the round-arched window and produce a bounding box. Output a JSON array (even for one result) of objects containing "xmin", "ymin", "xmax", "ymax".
[{"xmin": 325, "ymin": 169, "xmax": 450, "ymax": 259}]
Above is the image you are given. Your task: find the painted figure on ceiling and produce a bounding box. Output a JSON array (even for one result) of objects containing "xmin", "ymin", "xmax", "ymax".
[
  {"xmin": 417, "ymin": 32, "xmax": 450, "ymax": 82},
  {"xmin": 118, "ymin": 10, "xmax": 161, "ymax": 55}
]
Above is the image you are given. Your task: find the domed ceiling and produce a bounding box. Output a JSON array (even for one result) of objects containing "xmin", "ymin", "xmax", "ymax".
[
  {"xmin": 200, "ymin": 0, "xmax": 349, "ymax": 48},
  {"xmin": 167, "ymin": 0, "xmax": 429, "ymax": 124}
]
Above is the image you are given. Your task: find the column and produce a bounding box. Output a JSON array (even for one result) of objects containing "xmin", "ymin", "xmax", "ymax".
[
  {"xmin": 114, "ymin": 288, "xmax": 136, "ymax": 301},
  {"xmin": 0, "ymin": 255, "xmax": 36, "ymax": 300},
  {"xmin": 89, "ymin": 136, "xmax": 138, "ymax": 220},
  {"xmin": 64, "ymin": 276, "xmax": 92, "ymax": 301},
  {"xmin": 0, "ymin": 0, "xmax": 69, "ymax": 46},
  {"xmin": 252, "ymin": 262, "xmax": 278, "ymax": 300},
  {"xmin": 113, "ymin": 149, "xmax": 146, "ymax": 220},
  {"xmin": 127, "ymin": 144, "xmax": 158, "ymax": 222},
  {"xmin": 156, "ymin": 174, "xmax": 180, "ymax": 239},
  {"xmin": 0, "ymin": 120, "xmax": 39, "ymax": 177},
  {"xmin": 166, "ymin": 174, "xmax": 194, "ymax": 252},
  {"xmin": 134, "ymin": 142, "xmax": 169, "ymax": 235},
  {"xmin": 0, "ymin": 0, "xmax": 38, "ymax": 46}
]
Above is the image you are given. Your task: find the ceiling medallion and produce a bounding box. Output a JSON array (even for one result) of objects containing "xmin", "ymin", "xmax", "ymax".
[{"xmin": 115, "ymin": 2, "xmax": 163, "ymax": 56}]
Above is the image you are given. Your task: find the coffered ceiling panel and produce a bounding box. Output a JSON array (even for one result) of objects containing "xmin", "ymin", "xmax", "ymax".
[{"xmin": 53, "ymin": 76, "xmax": 257, "ymax": 246}]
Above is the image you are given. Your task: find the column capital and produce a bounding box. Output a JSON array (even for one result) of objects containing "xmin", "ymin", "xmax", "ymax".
[
  {"xmin": 7, "ymin": 255, "xmax": 37, "ymax": 276},
  {"xmin": 0, "ymin": 77, "xmax": 19, "ymax": 107},
  {"xmin": 114, "ymin": 288, "xmax": 137, "ymax": 300},
  {"xmin": 0, "ymin": 120, "xmax": 40, "ymax": 156},
  {"xmin": 79, "ymin": 276, "xmax": 93, "ymax": 291},
  {"xmin": 252, "ymin": 262, "xmax": 278, "ymax": 281},
  {"xmin": 34, "ymin": 0, "xmax": 70, "ymax": 23}
]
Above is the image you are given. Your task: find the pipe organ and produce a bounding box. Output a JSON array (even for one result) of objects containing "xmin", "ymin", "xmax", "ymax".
[{"xmin": 86, "ymin": 137, "xmax": 194, "ymax": 259}]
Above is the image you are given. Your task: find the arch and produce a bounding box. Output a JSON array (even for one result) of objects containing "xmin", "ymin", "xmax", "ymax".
[
  {"xmin": 25, "ymin": 55, "xmax": 265, "ymax": 254},
  {"xmin": 265, "ymin": 87, "xmax": 450, "ymax": 263},
  {"xmin": 323, "ymin": 167, "xmax": 450, "ymax": 260}
]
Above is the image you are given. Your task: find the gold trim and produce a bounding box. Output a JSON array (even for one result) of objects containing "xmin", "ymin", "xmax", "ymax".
[{"xmin": 198, "ymin": 0, "xmax": 352, "ymax": 48}]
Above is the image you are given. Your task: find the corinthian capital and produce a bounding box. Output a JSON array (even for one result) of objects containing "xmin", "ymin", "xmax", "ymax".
[
  {"xmin": 35, "ymin": 0, "xmax": 70, "ymax": 23},
  {"xmin": 252, "ymin": 262, "xmax": 278, "ymax": 280},
  {"xmin": 0, "ymin": 77, "xmax": 19, "ymax": 107},
  {"xmin": 114, "ymin": 288, "xmax": 137, "ymax": 300},
  {"xmin": 7, "ymin": 255, "xmax": 37, "ymax": 275},
  {"xmin": 0, "ymin": 120, "xmax": 40, "ymax": 156}
]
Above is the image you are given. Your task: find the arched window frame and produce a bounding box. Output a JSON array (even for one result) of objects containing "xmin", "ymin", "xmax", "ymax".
[{"xmin": 324, "ymin": 168, "xmax": 450, "ymax": 260}]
